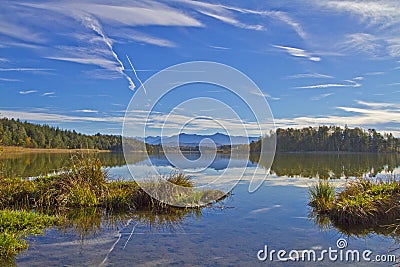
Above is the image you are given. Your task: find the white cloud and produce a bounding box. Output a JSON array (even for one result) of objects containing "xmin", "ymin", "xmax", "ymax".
[
  {"xmin": 387, "ymin": 38, "xmax": 400, "ymax": 57},
  {"xmin": 179, "ymin": 0, "xmax": 307, "ymax": 37},
  {"xmin": 0, "ymin": 109, "xmax": 123, "ymax": 123},
  {"xmin": 385, "ymin": 82, "xmax": 400, "ymax": 87},
  {"xmin": 19, "ymin": 90, "xmax": 37, "ymax": 95},
  {"xmin": 267, "ymin": 11, "xmax": 307, "ymax": 40},
  {"xmin": 296, "ymin": 84, "xmax": 348, "ymax": 89},
  {"xmin": 75, "ymin": 109, "xmax": 98, "ymax": 113},
  {"xmin": 195, "ymin": 2, "xmax": 306, "ymax": 38},
  {"xmin": 178, "ymin": 0, "xmax": 264, "ymax": 30},
  {"xmin": 0, "ymin": 68, "xmax": 53, "ymax": 72},
  {"xmin": 316, "ymin": 1, "xmax": 400, "ymax": 58},
  {"xmin": 197, "ymin": 10, "xmax": 263, "ymax": 30},
  {"xmin": 0, "ymin": 58, "xmax": 8, "ymax": 63},
  {"xmin": 365, "ymin": 71, "xmax": 385, "ymax": 76},
  {"xmin": 319, "ymin": 1, "xmax": 400, "ymax": 27},
  {"xmin": 310, "ymin": 93, "xmax": 333, "ymax": 101},
  {"xmin": 355, "ymin": 100, "xmax": 400, "ymax": 109},
  {"xmin": 250, "ymin": 90, "xmax": 280, "ymax": 100},
  {"xmin": 274, "ymin": 100, "xmax": 400, "ymax": 135},
  {"xmin": 22, "ymin": 1, "xmax": 203, "ymax": 28},
  {"xmin": 208, "ymin": 45, "xmax": 230, "ymax": 50},
  {"xmin": 273, "ymin": 45, "xmax": 320, "ymax": 62},
  {"xmin": 341, "ymin": 33, "xmax": 381, "ymax": 55},
  {"xmin": 295, "ymin": 79, "xmax": 361, "ymax": 89},
  {"xmin": 0, "ymin": 20, "xmax": 45, "ymax": 43},
  {"xmin": 42, "ymin": 92, "xmax": 55, "ymax": 96},
  {"xmin": 287, "ymin": 73, "xmax": 334, "ymax": 79},
  {"xmin": 46, "ymin": 56, "xmax": 117, "ymax": 69},
  {"xmin": 112, "ymin": 30, "xmax": 176, "ymax": 47}
]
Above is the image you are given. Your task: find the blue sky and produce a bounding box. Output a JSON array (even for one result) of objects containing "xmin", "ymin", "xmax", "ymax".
[{"xmin": 1, "ymin": 0, "xmax": 400, "ymax": 136}]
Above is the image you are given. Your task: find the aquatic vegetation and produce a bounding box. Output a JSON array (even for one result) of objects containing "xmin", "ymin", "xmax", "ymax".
[
  {"xmin": 309, "ymin": 177, "xmax": 400, "ymax": 228},
  {"xmin": 0, "ymin": 156, "xmax": 224, "ymax": 210},
  {"xmin": 0, "ymin": 156, "xmax": 226, "ymax": 261},
  {"xmin": 309, "ymin": 181, "xmax": 336, "ymax": 212},
  {"xmin": 331, "ymin": 178, "xmax": 400, "ymax": 225},
  {"xmin": 0, "ymin": 210, "xmax": 55, "ymax": 261}
]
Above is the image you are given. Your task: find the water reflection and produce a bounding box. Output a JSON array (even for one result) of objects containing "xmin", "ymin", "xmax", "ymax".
[
  {"xmin": 6, "ymin": 152, "xmax": 399, "ymax": 266},
  {"xmin": 51, "ymin": 207, "xmax": 204, "ymax": 241},
  {"xmin": 254, "ymin": 153, "xmax": 400, "ymax": 178},
  {"xmin": 0, "ymin": 152, "xmax": 138, "ymax": 178},
  {"xmin": 310, "ymin": 211, "xmax": 400, "ymax": 244},
  {"xmin": 2, "ymin": 152, "xmax": 400, "ymax": 179}
]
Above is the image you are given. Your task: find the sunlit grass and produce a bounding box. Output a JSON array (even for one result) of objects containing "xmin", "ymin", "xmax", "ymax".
[
  {"xmin": 309, "ymin": 181, "xmax": 336, "ymax": 212},
  {"xmin": 0, "ymin": 156, "xmax": 225, "ymax": 210},
  {"xmin": 309, "ymin": 177, "xmax": 400, "ymax": 227},
  {"xmin": 0, "ymin": 210, "xmax": 55, "ymax": 261},
  {"xmin": 0, "ymin": 155, "xmax": 227, "ymax": 260}
]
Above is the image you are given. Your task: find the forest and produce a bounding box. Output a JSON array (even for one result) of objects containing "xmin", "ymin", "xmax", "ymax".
[
  {"xmin": 0, "ymin": 118, "xmax": 399, "ymax": 153},
  {"xmin": 0, "ymin": 117, "xmax": 124, "ymax": 150},
  {"xmin": 250, "ymin": 126, "xmax": 400, "ymax": 153}
]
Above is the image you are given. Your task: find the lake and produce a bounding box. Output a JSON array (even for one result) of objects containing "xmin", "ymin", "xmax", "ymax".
[{"xmin": 1, "ymin": 152, "xmax": 399, "ymax": 266}]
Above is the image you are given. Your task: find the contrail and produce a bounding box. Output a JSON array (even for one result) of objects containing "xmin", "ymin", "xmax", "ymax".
[
  {"xmin": 126, "ymin": 55, "xmax": 146, "ymax": 94},
  {"xmin": 83, "ymin": 16, "xmax": 136, "ymax": 91}
]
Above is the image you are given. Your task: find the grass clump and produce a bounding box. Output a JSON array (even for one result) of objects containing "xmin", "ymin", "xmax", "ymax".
[
  {"xmin": 309, "ymin": 178, "xmax": 400, "ymax": 227},
  {"xmin": 331, "ymin": 178, "xmax": 400, "ymax": 225},
  {"xmin": 309, "ymin": 181, "xmax": 336, "ymax": 213},
  {"xmin": 0, "ymin": 155, "xmax": 227, "ymax": 261},
  {"xmin": 0, "ymin": 156, "xmax": 224, "ymax": 211},
  {"xmin": 0, "ymin": 210, "xmax": 55, "ymax": 261},
  {"xmin": 166, "ymin": 173, "xmax": 194, "ymax": 187}
]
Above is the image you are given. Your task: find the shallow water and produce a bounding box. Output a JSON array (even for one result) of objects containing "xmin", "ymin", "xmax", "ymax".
[{"xmin": 1, "ymin": 152, "xmax": 398, "ymax": 266}]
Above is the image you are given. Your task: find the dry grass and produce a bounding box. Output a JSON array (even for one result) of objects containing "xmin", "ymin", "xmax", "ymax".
[
  {"xmin": 309, "ymin": 177, "xmax": 400, "ymax": 228},
  {"xmin": 0, "ymin": 156, "xmax": 226, "ymax": 210},
  {"xmin": 0, "ymin": 155, "xmax": 228, "ymax": 261}
]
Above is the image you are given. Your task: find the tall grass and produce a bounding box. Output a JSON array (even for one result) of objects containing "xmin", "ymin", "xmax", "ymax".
[
  {"xmin": 0, "ymin": 156, "xmax": 225, "ymax": 210},
  {"xmin": 309, "ymin": 177, "xmax": 400, "ymax": 227},
  {"xmin": 0, "ymin": 155, "xmax": 227, "ymax": 260},
  {"xmin": 309, "ymin": 181, "xmax": 336, "ymax": 213},
  {"xmin": 331, "ymin": 178, "xmax": 400, "ymax": 225}
]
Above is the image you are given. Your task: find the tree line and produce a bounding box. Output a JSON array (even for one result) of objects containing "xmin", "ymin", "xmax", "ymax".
[
  {"xmin": 1, "ymin": 118, "xmax": 399, "ymax": 153},
  {"xmin": 0, "ymin": 117, "xmax": 124, "ymax": 151},
  {"xmin": 250, "ymin": 126, "xmax": 400, "ymax": 153}
]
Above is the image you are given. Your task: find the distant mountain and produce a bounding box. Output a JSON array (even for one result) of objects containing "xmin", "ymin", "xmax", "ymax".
[{"xmin": 141, "ymin": 133, "xmax": 259, "ymax": 146}]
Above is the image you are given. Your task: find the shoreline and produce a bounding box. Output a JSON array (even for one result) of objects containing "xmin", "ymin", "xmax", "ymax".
[{"xmin": 0, "ymin": 146, "xmax": 110, "ymax": 154}]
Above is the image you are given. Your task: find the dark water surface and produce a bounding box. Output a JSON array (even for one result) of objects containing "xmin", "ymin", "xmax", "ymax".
[{"xmin": 1, "ymin": 152, "xmax": 399, "ymax": 266}]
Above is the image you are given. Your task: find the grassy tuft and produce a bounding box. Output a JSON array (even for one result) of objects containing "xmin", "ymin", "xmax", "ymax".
[
  {"xmin": 331, "ymin": 178, "xmax": 400, "ymax": 225},
  {"xmin": 0, "ymin": 155, "xmax": 227, "ymax": 260},
  {"xmin": 309, "ymin": 181, "xmax": 336, "ymax": 213},
  {"xmin": 309, "ymin": 178, "xmax": 400, "ymax": 227},
  {"xmin": 166, "ymin": 172, "xmax": 194, "ymax": 187}
]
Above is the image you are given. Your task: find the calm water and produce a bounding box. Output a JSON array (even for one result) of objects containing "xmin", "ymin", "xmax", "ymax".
[{"xmin": 1, "ymin": 152, "xmax": 399, "ymax": 266}]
